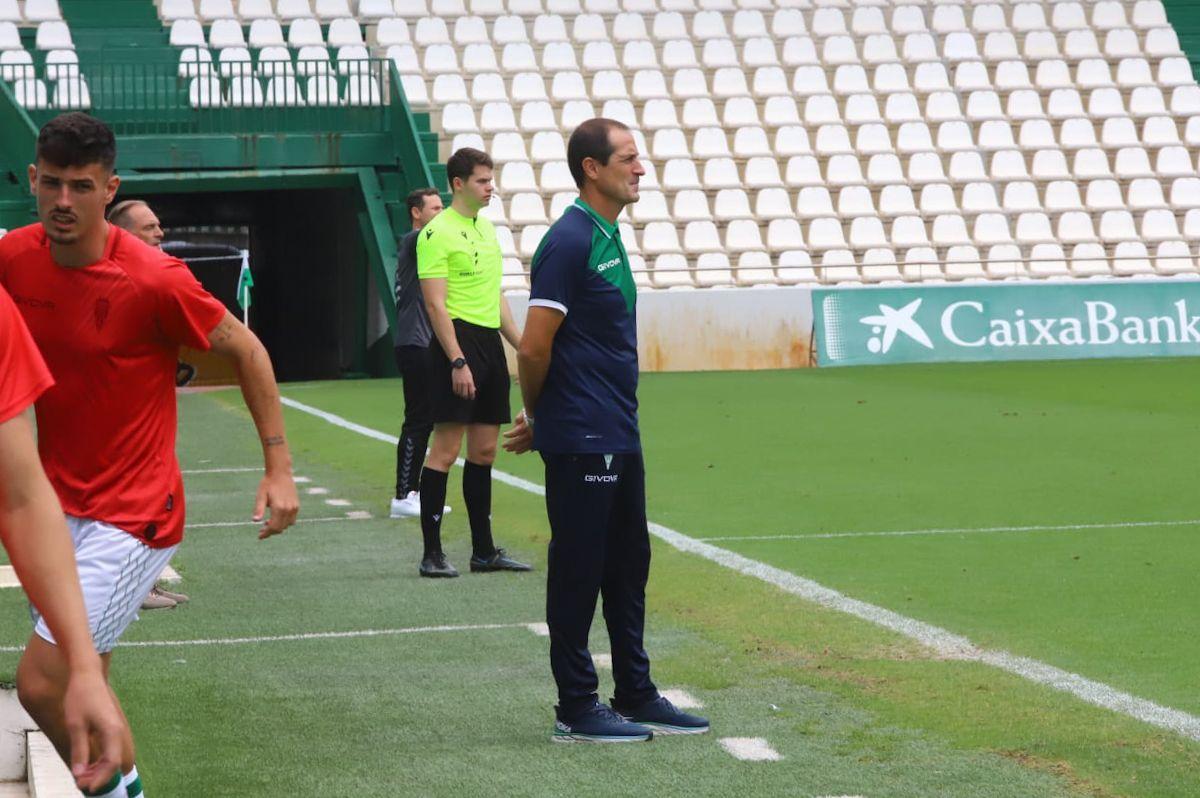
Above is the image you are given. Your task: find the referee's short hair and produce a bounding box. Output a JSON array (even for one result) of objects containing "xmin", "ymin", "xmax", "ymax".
[
  {"xmin": 446, "ymin": 148, "xmax": 493, "ymax": 189},
  {"xmin": 567, "ymin": 118, "xmax": 631, "ymax": 188},
  {"xmin": 406, "ymin": 187, "xmax": 440, "ymax": 218}
]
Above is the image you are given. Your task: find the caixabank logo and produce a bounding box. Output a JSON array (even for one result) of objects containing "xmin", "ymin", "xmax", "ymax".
[{"xmin": 815, "ymin": 283, "xmax": 1200, "ymax": 367}]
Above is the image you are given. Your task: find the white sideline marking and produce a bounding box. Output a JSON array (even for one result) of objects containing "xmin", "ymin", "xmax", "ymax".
[
  {"xmin": 181, "ymin": 467, "xmax": 260, "ymax": 474},
  {"xmin": 593, "ymin": 653, "xmax": 612, "ymax": 670},
  {"xmin": 306, "ymin": 487, "xmax": 330, "ymax": 495},
  {"xmin": 325, "ymin": 498, "xmax": 352, "ymax": 507},
  {"xmin": 719, "ymin": 737, "xmax": 781, "ymax": 762},
  {"xmin": 188, "ymin": 515, "xmax": 372, "ymax": 529},
  {"xmin": 294, "ymin": 476, "xmax": 311, "ymax": 483},
  {"xmin": 276, "ymin": 396, "xmax": 1200, "ymax": 743},
  {"xmin": 0, "ymin": 622, "xmax": 539, "ymax": 654},
  {"xmin": 526, "ymin": 622, "xmax": 550, "ymax": 637},
  {"xmin": 160, "ymin": 566, "xmax": 182, "ymax": 583},
  {"xmin": 661, "ymin": 689, "xmax": 703, "ymax": 709},
  {"xmin": 700, "ymin": 518, "xmax": 1200, "ymax": 543}
]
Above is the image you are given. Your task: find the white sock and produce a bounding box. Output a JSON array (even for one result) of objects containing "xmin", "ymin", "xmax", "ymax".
[{"xmin": 123, "ymin": 765, "xmax": 144, "ymax": 797}]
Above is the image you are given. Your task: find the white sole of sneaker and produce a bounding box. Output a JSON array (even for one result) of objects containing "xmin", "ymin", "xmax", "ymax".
[{"xmin": 639, "ymin": 724, "xmax": 709, "ymax": 735}]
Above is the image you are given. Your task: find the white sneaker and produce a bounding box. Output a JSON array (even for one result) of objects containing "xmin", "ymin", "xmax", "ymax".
[{"xmin": 389, "ymin": 491, "xmax": 451, "ymax": 519}]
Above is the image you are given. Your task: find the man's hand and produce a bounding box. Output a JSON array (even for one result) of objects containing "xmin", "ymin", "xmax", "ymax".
[
  {"xmin": 254, "ymin": 471, "xmax": 299, "ymax": 539},
  {"xmin": 62, "ymin": 668, "xmax": 125, "ymax": 792},
  {"xmin": 452, "ymin": 364, "xmax": 476, "ymax": 400},
  {"xmin": 502, "ymin": 409, "xmax": 533, "ymax": 455}
]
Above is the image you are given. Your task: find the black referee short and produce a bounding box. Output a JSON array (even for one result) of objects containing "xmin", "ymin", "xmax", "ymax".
[{"xmin": 428, "ymin": 318, "xmax": 511, "ymax": 425}]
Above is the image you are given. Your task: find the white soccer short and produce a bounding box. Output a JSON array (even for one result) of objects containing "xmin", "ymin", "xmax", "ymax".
[{"xmin": 32, "ymin": 516, "xmax": 178, "ymax": 653}]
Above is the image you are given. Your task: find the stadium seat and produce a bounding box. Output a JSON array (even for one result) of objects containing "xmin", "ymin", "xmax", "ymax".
[
  {"xmin": 295, "ymin": 46, "xmax": 331, "ymax": 77},
  {"xmin": 358, "ymin": 0, "xmax": 394, "ymax": 18},
  {"xmin": 305, "ymin": 74, "xmax": 340, "ymax": 105},
  {"xmin": 1112, "ymin": 241, "xmax": 1153, "ymax": 274},
  {"xmin": 0, "ymin": 49, "xmax": 33, "ymax": 81},
  {"xmin": 277, "ymin": 0, "xmax": 313, "ymax": 19},
  {"xmin": 819, "ymin": 250, "xmax": 858, "ymax": 283},
  {"xmin": 169, "ymin": 19, "xmax": 206, "ymax": 48},
  {"xmin": 249, "ymin": 19, "xmax": 286, "ymax": 47},
  {"xmin": 258, "ymin": 46, "xmax": 296, "ymax": 78},
  {"xmin": 1154, "ymin": 241, "xmax": 1195, "ymax": 274},
  {"xmin": 266, "ymin": 74, "xmax": 304, "ymax": 105},
  {"xmin": 518, "ymin": 225, "xmax": 548, "ymax": 258},
  {"xmin": 288, "ymin": 18, "xmax": 325, "ymax": 47},
  {"xmin": 878, "ymin": 185, "xmax": 917, "ymax": 217},
  {"xmin": 218, "ymin": 47, "xmax": 253, "ymax": 78},
  {"xmin": 735, "ymin": 252, "xmax": 776, "ymax": 287},
  {"xmin": 238, "ymin": 0, "xmax": 275, "ymax": 17},
  {"xmin": 51, "ymin": 76, "xmax": 88, "ymax": 109},
  {"xmin": 227, "ymin": 75, "xmax": 265, "ymax": 107},
  {"xmin": 985, "ymin": 244, "xmax": 1025, "ymax": 278},
  {"xmin": 188, "ymin": 76, "xmax": 224, "ymax": 107},
  {"xmin": 776, "ymin": 249, "xmax": 815, "ymax": 284},
  {"xmin": 1028, "ymin": 243, "xmax": 1070, "ymax": 277},
  {"xmin": 335, "ymin": 45, "xmax": 370, "ymax": 75},
  {"xmin": 861, "ymin": 248, "xmax": 902, "ymax": 282},
  {"xmin": 375, "ymin": 19, "xmax": 410, "ymax": 46},
  {"xmin": 642, "ymin": 222, "xmax": 683, "ymax": 255},
  {"xmin": 508, "ymin": 192, "xmax": 548, "ymax": 225},
  {"xmin": 198, "ymin": 0, "xmax": 234, "ymax": 19},
  {"xmin": 651, "ymin": 254, "xmax": 693, "ymax": 288},
  {"xmin": 162, "ymin": 0, "xmax": 198, "ymax": 21},
  {"xmin": 1068, "ymin": 246, "xmax": 1109, "ymax": 279},
  {"xmin": 327, "ymin": 18, "xmax": 363, "ymax": 47},
  {"xmin": 683, "ymin": 221, "xmax": 723, "ymax": 254},
  {"xmin": 24, "ymin": 0, "xmax": 60, "ymax": 22},
  {"xmin": 343, "ymin": 74, "xmax": 381, "ymax": 105}
]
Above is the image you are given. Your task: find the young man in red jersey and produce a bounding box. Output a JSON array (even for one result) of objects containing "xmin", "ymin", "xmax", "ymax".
[
  {"xmin": 0, "ymin": 112, "xmax": 300, "ymax": 797},
  {"xmin": 0, "ymin": 282, "xmax": 129, "ymax": 795}
]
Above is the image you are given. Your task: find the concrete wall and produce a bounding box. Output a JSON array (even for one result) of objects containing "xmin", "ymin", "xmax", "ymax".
[{"xmin": 506, "ymin": 286, "xmax": 815, "ymax": 373}]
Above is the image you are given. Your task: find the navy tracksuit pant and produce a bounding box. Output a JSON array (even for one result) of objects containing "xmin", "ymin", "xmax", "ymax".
[{"xmin": 542, "ymin": 451, "xmax": 658, "ymax": 717}]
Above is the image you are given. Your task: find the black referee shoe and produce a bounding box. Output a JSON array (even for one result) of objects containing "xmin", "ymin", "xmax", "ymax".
[
  {"xmin": 469, "ymin": 548, "xmax": 532, "ymax": 573},
  {"xmin": 419, "ymin": 552, "xmax": 459, "ymax": 578}
]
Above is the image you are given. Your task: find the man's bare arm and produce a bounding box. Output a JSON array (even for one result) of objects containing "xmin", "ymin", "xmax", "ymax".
[
  {"xmin": 206, "ymin": 312, "xmax": 299, "ymax": 538},
  {"xmin": 503, "ymin": 306, "xmax": 565, "ymax": 454},
  {"xmin": 0, "ymin": 413, "xmax": 125, "ymax": 791},
  {"xmin": 499, "ymin": 292, "xmax": 521, "ymax": 350}
]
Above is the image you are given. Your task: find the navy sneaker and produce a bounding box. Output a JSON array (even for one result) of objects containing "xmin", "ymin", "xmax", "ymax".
[
  {"xmin": 552, "ymin": 703, "xmax": 654, "ymax": 743},
  {"xmin": 470, "ymin": 548, "xmax": 532, "ymax": 573},
  {"xmin": 611, "ymin": 695, "xmax": 710, "ymax": 735},
  {"xmin": 419, "ymin": 553, "xmax": 459, "ymax": 578}
]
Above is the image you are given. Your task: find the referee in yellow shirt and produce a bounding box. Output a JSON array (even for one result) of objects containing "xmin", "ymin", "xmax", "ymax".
[{"xmin": 416, "ymin": 148, "xmax": 531, "ymax": 578}]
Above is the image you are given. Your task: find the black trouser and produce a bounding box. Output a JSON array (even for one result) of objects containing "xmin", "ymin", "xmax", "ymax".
[
  {"xmin": 394, "ymin": 345, "xmax": 435, "ymax": 498},
  {"xmin": 543, "ymin": 451, "xmax": 657, "ymax": 717}
]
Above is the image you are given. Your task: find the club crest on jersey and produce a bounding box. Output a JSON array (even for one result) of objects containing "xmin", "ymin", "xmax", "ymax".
[{"xmin": 93, "ymin": 298, "xmax": 110, "ymax": 331}]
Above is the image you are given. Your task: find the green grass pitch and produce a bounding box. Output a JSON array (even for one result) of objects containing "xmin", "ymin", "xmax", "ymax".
[{"xmin": 1, "ymin": 359, "xmax": 1198, "ymax": 796}]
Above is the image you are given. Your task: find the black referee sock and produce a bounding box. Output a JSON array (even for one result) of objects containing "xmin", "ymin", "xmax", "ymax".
[
  {"xmin": 463, "ymin": 460, "xmax": 497, "ymax": 560},
  {"xmin": 419, "ymin": 467, "xmax": 448, "ymax": 558}
]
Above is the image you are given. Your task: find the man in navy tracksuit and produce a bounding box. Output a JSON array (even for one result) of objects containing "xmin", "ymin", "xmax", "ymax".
[{"xmin": 505, "ymin": 118, "xmax": 709, "ymax": 743}]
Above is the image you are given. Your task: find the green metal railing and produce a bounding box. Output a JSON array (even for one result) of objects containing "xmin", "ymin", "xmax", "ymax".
[{"xmin": 27, "ymin": 56, "xmax": 394, "ymax": 137}]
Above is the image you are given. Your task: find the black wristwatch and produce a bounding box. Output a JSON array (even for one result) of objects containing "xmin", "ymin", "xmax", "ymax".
[{"xmin": 450, "ymin": 357, "xmax": 467, "ymax": 370}]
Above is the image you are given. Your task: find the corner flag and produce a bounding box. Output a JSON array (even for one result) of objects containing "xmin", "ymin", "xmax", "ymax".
[{"xmin": 235, "ymin": 249, "xmax": 253, "ymax": 325}]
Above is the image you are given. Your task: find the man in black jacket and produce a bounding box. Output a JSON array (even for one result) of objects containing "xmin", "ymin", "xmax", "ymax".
[{"xmin": 390, "ymin": 188, "xmax": 451, "ymax": 519}]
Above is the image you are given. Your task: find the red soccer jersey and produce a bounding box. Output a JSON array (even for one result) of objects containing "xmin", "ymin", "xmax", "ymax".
[
  {"xmin": 0, "ymin": 223, "xmax": 228, "ymax": 548},
  {"xmin": 0, "ymin": 283, "xmax": 54, "ymax": 425}
]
